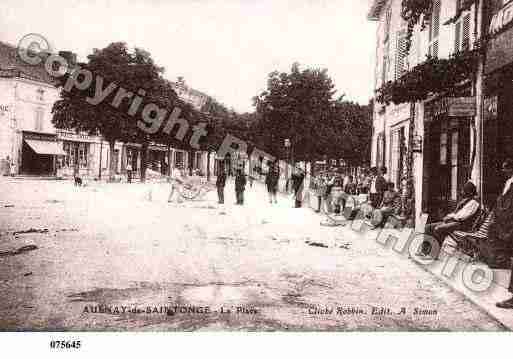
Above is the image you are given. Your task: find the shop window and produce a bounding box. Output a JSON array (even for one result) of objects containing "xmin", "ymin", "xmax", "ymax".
[
  {"xmin": 175, "ymin": 151, "xmax": 184, "ymax": 168},
  {"xmin": 78, "ymin": 143, "xmax": 89, "ymax": 168},
  {"xmin": 63, "ymin": 142, "xmax": 73, "ymax": 167}
]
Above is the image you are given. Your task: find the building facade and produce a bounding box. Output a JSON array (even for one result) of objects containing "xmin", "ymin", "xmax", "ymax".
[
  {"xmin": 368, "ymin": 0, "xmax": 482, "ymax": 226},
  {"xmin": 1, "ymin": 42, "xmax": 217, "ymax": 179}
]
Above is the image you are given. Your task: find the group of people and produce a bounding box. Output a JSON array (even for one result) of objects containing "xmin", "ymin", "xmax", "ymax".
[{"xmin": 311, "ymin": 166, "xmax": 399, "ymax": 224}]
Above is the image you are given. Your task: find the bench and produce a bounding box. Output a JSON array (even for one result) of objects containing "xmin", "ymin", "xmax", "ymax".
[{"xmin": 446, "ymin": 209, "xmax": 494, "ymax": 260}]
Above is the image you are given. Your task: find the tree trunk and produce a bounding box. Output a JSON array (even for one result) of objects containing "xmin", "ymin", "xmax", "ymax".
[
  {"xmin": 206, "ymin": 151, "xmax": 211, "ymax": 181},
  {"xmin": 140, "ymin": 141, "xmax": 149, "ymax": 183},
  {"xmin": 167, "ymin": 145, "xmax": 171, "ymax": 176},
  {"xmin": 189, "ymin": 149, "xmax": 194, "ymax": 176},
  {"xmin": 108, "ymin": 140, "xmax": 116, "ymax": 182}
]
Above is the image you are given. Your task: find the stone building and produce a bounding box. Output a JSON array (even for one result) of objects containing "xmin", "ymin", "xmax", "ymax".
[{"xmin": 368, "ymin": 0, "xmax": 482, "ymax": 226}]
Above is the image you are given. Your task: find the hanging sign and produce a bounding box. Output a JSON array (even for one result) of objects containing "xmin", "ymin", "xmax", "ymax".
[
  {"xmin": 425, "ymin": 97, "xmax": 476, "ymax": 121},
  {"xmin": 489, "ymin": 1, "xmax": 513, "ymax": 35}
]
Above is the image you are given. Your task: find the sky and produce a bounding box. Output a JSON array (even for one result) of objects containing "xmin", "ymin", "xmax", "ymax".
[{"xmin": 1, "ymin": 0, "xmax": 377, "ymax": 113}]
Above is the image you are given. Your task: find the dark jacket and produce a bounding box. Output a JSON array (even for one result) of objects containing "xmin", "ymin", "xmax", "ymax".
[
  {"xmin": 235, "ymin": 174, "xmax": 247, "ymax": 192},
  {"xmin": 375, "ymin": 175, "xmax": 387, "ymax": 194},
  {"xmin": 344, "ymin": 182, "xmax": 357, "ymax": 195},
  {"xmin": 216, "ymin": 172, "xmax": 226, "ymax": 188},
  {"xmin": 265, "ymin": 171, "xmax": 279, "ymax": 191},
  {"xmin": 291, "ymin": 173, "xmax": 305, "ymax": 192}
]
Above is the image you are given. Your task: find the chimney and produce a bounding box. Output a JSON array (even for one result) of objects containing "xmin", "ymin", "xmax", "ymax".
[{"xmin": 58, "ymin": 51, "xmax": 77, "ymax": 67}]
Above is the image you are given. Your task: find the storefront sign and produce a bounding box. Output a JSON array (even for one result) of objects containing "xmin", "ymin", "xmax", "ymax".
[
  {"xmin": 57, "ymin": 130, "xmax": 98, "ymax": 143},
  {"xmin": 425, "ymin": 97, "xmax": 476, "ymax": 121},
  {"xmin": 23, "ymin": 131, "xmax": 58, "ymax": 142},
  {"xmin": 489, "ymin": 1, "xmax": 513, "ymax": 35}
]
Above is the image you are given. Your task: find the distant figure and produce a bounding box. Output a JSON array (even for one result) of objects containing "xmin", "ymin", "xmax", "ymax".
[
  {"xmin": 216, "ymin": 168, "xmax": 227, "ymax": 204},
  {"xmin": 265, "ymin": 166, "xmax": 279, "ymax": 204},
  {"xmin": 10, "ymin": 160, "xmax": 17, "ymax": 177},
  {"xmin": 168, "ymin": 167, "xmax": 186, "ymax": 203},
  {"xmin": 126, "ymin": 162, "xmax": 133, "ymax": 183},
  {"xmin": 291, "ymin": 167, "xmax": 305, "ymax": 208},
  {"xmin": 235, "ymin": 169, "xmax": 247, "ymax": 205}
]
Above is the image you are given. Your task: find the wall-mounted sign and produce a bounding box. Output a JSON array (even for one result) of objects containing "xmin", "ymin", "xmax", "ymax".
[
  {"xmin": 489, "ymin": 1, "xmax": 513, "ymax": 35},
  {"xmin": 57, "ymin": 130, "xmax": 98, "ymax": 143},
  {"xmin": 425, "ymin": 97, "xmax": 476, "ymax": 121}
]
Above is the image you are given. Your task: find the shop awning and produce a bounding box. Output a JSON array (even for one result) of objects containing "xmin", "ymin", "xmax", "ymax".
[{"xmin": 25, "ymin": 139, "xmax": 65, "ymax": 156}]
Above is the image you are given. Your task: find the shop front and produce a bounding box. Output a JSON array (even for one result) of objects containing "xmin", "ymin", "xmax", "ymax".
[
  {"xmin": 148, "ymin": 145, "xmax": 168, "ymax": 175},
  {"xmin": 482, "ymin": 4, "xmax": 513, "ymax": 208},
  {"xmin": 422, "ymin": 96, "xmax": 475, "ymax": 221},
  {"xmin": 21, "ymin": 131, "xmax": 65, "ymax": 176},
  {"xmin": 57, "ymin": 131, "xmax": 99, "ymax": 178}
]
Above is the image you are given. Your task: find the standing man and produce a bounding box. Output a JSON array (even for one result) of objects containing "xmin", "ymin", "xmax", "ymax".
[
  {"xmin": 496, "ymin": 159, "xmax": 513, "ymax": 309},
  {"xmin": 216, "ymin": 167, "xmax": 227, "ymax": 204},
  {"xmin": 265, "ymin": 164, "xmax": 279, "ymax": 204},
  {"xmin": 235, "ymin": 168, "xmax": 247, "ymax": 205},
  {"xmin": 126, "ymin": 161, "xmax": 133, "ymax": 183},
  {"xmin": 291, "ymin": 166, "xmax": 305, "ymax": 208}
]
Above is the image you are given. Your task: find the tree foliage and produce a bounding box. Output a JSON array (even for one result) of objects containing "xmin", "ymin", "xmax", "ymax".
[
  {"xmin": 253, "ymin": 63, "xmax": 371, "ymax": 167},
  {"xmin": 376, "ymin": 50, "xmax": 478, "ymax": 105}
]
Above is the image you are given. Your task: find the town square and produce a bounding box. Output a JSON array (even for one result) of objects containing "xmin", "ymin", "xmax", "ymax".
[{"xmin": 2, "ymin": 0, "xmax": 513, "ymax": 341}]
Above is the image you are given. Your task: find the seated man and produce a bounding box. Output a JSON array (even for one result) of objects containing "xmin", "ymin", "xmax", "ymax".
[
  {"xmin": 420, "ymin": 181, "xmax": 480, "ymax": 259},
  {"xmin": 371, "ymin": 182, "xmax": 401, "ymax": 227}
]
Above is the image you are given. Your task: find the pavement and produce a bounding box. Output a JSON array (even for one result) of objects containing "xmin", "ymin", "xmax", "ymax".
[{"xmin": 0, "ymin": 175, "xmax": 509, "ymax": 331}]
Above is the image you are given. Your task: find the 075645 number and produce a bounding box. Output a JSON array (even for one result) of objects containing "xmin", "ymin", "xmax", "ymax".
[{"xmin": 50, "ymin": 340, "xmax": 81, "ymax": 349}]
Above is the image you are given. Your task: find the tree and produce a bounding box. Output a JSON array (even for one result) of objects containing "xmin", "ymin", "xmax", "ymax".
[
  {"xmin": 52, "ymin": 42, "xmax": 164, "ymax": 181},
  {"xmin": 253, "ymin": 63, "xmax": 373, "ymax": 171}
]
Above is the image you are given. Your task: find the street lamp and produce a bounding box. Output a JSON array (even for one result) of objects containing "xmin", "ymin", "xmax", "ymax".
[{"xmin": 284, "ymin": 138, "xmax": 291, "ymax": 192}]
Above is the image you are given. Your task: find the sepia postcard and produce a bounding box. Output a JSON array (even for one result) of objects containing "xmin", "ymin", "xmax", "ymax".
[{"xmin": 1, "ymin": 0, "xmax": 513, "ymax": 355}]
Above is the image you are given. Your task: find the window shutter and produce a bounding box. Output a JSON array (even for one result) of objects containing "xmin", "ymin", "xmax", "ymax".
[
  {"xmin": 455, "ymin": 21, "xmax": 461, "ymax": 53},
  {"xmin": 432, "ymin": 0, "xmax": 441, "ymax": 39},
  {"xmin": 462, "ymin": 14, "xmax": 471, "ymax": 50},
  {"xmin": 395, "ymin": 32, "xmax": 408, "ymax": 80},
  {"xmin": 429, "ymin": 40, "xmax": 439, "ymax": 58},
  {"xmin": 384, "ymin": 6, "xmax": 392, "ymax": 42}
]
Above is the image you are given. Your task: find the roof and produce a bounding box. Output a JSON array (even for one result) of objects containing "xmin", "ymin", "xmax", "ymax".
[
  {"xmin": 367, "ymin": 0, "xmax": 388, "ymax": 21},
  {"xmin": 0, "ymin": 41, "xmax": 56, "ymax": 85}
]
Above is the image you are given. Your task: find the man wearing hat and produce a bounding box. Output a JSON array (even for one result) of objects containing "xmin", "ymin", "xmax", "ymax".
[
  {"xmin": 496, "ymin": 159, "xmax": 513, "ymax": 309},
  {"xmin": 420, "ymin": 181, "xmax": 480, "ymax": 259}
]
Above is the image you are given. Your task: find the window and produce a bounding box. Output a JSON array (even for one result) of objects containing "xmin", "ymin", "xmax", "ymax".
[
  {"xmin": 175, "ymin": 151, "xmax": 184, "ymax": 168},
  {"xmin": 428, "ymin": 0, "xmax": 441, "ymax": 58},
  {"xmin": 381, "ymin": 6, "xmax": 392, "ymax": 85},
  {"xmin": 63, "ymin": 142, "xmax": 89, "ymax": 168},
  {"xmin": 78, "ymin": 143, "xmax": 89, "ymax": 168},
  {"xmin": 63, "ymin": 142, "xmax": 73, "ymax": 167},
  {"xmin": 455, "ymin": 13, "xmax": 471, "ymax": 53},
  {"xmin": 395, "ymin": 30, "xmax": 409, "ymax": 80},
  {"xmin": 34, "ymin": 108, "xmax": 44, "ymax": 131},
  {"xmin": 36, "ymin": 88, "xmax": 45, "ymax": 101}
]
